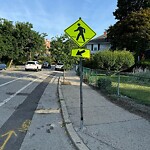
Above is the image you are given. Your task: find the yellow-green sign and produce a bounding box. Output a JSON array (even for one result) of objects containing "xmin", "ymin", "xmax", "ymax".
[
  {"xmin": 64, "ymin": 18, "xmax": 96, "ymax": 47},
  {"xmin": 71, "ymin": 49, "xmax": 90, "ymax": 58}
]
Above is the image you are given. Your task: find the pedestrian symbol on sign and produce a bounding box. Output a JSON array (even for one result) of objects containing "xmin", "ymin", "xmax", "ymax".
[{"xmin": 74, "ymin": 23, "xmax": 85, "ymax": 42}]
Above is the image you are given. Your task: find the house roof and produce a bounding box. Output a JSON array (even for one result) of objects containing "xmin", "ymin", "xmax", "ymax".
[{"xmin": 88, "ymin": 33, "xmax": 110, "ymax": 44}]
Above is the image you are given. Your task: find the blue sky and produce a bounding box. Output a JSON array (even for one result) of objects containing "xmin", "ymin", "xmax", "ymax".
[{"xmin": 0, "ymin": 0, "xmax": 118, "ymax": 40}]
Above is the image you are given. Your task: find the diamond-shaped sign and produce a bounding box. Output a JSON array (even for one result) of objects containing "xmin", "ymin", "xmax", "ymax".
[{"xmin": 64, "ymin": 18, "xmax": 96, "ymax": 47}]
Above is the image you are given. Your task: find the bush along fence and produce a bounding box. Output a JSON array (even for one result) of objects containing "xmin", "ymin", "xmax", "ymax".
[
  {"xmin": 82, "ymin": 67, "xmax": 115, "ymax": 93},
  {"xmin": 78, "ymin": 67, "xmax": 150, "ymax": 105}
]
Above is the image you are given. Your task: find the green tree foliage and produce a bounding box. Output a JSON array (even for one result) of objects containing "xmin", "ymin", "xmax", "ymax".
[
  {"xmin": 0, "ymin": 19, "xmax": 19, "ymax": 67},
  {"xmin": 93, "ymin": 50, "xmax": 135, "ymax": 71},
  {"xmin": 114, "ymin": 50, "xmax": 135, "ymax": 71},
  {"xmin": 50, "ymin": 34, "xmax": 78, "ymax": 70},
  {"xmin": 108, "ymin": 8, "xmax": 150, "ymax": 55},
  {"xmin": 113, "ymin": 0, "xmax": 150, "ymax": 20},
  {"xmin": 0, "ymin": 19, "xmax": 14, "ymax": 59},
  {"xmin": 0, "ymin": 18, "xmax": 46, "ymax": 66},
  {"xmin": 14, "ymin": 22, "xmax": 46, "ymax": 61},
  {"xmin": 83, "ymin": 55, "xmax": 96, "ymax": 69},
  {"xmin": 108, "ymin": 0, "xmax": 150, "ymax": 62}
]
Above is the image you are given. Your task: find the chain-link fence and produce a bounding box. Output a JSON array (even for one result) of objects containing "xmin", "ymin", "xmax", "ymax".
[{"xmin": 79, "ymin": 67, "xmax": 150, "ymax": 105}]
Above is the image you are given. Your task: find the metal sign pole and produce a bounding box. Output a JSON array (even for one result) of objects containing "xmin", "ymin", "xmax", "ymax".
[
  {"xmin": 79, "ymin": 57, "xmax": 83, "ymax": 129},
  {"xmin": 64, "ymin": 17, "xmax": 96, "ymax": 130}
]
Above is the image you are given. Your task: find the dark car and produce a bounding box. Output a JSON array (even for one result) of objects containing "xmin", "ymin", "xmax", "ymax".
[
  {"xmin": 0, "ymin": 63, "xmax": 6, "ymax": 70},
  {"xmin": 42, "ymin": 62, "xmax": 51, "ymax": 68}
]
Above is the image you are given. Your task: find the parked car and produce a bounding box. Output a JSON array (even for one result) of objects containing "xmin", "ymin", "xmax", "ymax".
[
  {"xmin": 42, "ymin": 61, "xmax": 51, "ymax": 68},
  {"xmin": 25, "ymin": 61, "xmax": 42, "ymax": 71},
  {"xmin": 0, "ymin": 63, "xmax": 6, "ymax": 70},
  {"xmin": 55, "ymin": 63, "xmax": 64, "ymax": 71}
]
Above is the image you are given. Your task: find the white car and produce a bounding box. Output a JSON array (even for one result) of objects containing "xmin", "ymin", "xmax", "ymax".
[
  {"xmin": 25, "ymin": 61, "xmax": 42, "ymax": 71},
  {"xmin": 55, "ymin": 63, "xmax": 64, "ymax": 71}
]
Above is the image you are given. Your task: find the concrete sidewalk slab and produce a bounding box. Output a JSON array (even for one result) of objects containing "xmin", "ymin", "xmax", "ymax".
[
  {"xmin": 58, "ymin": 77, "xmax": 89, "ymax": 150},
  {"xmin": 60, "ymin": 70, "xmax": 150, "ymax": 150},
  {"xmin": 20, "ymin": 76, "xmax": 75, "ymax": 150}
]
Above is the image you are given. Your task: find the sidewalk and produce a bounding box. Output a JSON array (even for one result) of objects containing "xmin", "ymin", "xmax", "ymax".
[{"xmin": 59, "ymin": 70, "xmax": 150, "ymax": 150}]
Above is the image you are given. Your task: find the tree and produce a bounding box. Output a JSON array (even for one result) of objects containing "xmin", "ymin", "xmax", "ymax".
[
  {"xmin": 113, "ymin": 0, "xmax": 150, "ymax": 20},
  {"xmin": 108, "ymin": 0, "xmax": 150, "ymax": 62},
  {"xmin": 108, "ymin": 8, "xmax": 150, "ymax": 54},
  {"xmin": 84, "ymin": 50, "xmax": 135, "ymax": 96},
  {"xmin": 0, "ymin": 18, "xmax": 46, "ymax": 66},
  {"xmin": 50, "ymin": 34, "xmax": 78, "ymax": 81},
  {"xmin": 14, "ymin": 22, "xmax": 46, "ymax": 62},
  {"xmin": 0, "ymin": 18, "xmax": 16, "ymax": 66},
  {"xmin": 50, "ymin": 34, "xmax": 78, "ymax": 70}
]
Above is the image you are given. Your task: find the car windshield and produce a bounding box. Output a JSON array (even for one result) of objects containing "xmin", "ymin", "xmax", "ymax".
[
  {"xmin": 27, "ymin": 62, "xmax": 35, "ymax": 65},
  {"xmin": 57, "ymin": 63, "xmax": 63, "ymax": 65},
  {"xmin": 44, "ymin": 62, "xmax": 48, "ymax": 64}
]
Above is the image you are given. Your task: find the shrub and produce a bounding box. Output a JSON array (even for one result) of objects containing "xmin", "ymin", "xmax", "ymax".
[
  {"xmin": 114, "ymin": 50, "xmax": 135, "ymax": 71},
  {"xmin": 92, "ymin": 50, "xmax": 135, "ymax": 72},
  {"xmin": 134, "ymin": 71, "xmax": 150, "ymax": 82},
  {"xmin": 140, "ymin": 59, "xmax": 150, "ymax": 69},
  {"xmin": 97, "ymin": 77, "xmax": 112, "ymax": 91}
]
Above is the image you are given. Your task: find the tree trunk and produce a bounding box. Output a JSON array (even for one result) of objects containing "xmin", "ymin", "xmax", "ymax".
[
  {"xmin": 8, "ymin": 59, "xmax": 13, "ymax": 68},
  {"xmin": 117, "ymin": 72, "xmax": 120, "ymax": 96}
]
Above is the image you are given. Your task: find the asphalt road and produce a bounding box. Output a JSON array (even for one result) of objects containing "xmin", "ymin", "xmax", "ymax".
[{"xmin": 0, "ymin": 68, "xmax": 75, "ymax": 150}]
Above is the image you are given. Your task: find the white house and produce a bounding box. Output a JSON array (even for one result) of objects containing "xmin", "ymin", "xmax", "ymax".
[{"xmin": 86, "ymin": 32, "xmax": 111, "ymax": 54}]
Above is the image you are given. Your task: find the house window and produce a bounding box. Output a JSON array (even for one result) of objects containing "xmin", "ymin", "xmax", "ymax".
[
  {"xmin": 98, "ymin": 44, "xmax": 100, "ymax": 50},
  {"xmin": 86, "ymin": 44, "xmax": 92, "ymax": 51},
  {"xmin": 93, "ymin": 44, "xmax": 98, "ymax": 51},
  {"xmin": 100, "ymin": 44, "xmax": 111, "ymax": 50}
]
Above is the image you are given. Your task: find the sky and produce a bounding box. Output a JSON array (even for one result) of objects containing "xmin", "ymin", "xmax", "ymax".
[{"xmin": 0, "ymin": 0, "xmax": 118, "ymax": 40}]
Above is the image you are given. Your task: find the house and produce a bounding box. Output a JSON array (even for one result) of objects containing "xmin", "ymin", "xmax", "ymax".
[
  {"xmin": 45, "ymin": 39, "xmax": 50, "ymax": 49},
  {"xmin": 86, "ymin": 32, "xmax": 111, "ymax": 54},
  {"xmin": 44, "ymin": 39, "xmax": 51, "ymax": 56}
]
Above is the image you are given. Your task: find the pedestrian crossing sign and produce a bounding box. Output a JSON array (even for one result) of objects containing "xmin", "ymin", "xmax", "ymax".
[{"xmin": 64, "ymin": 18, "xmax": 96, "ymax": 47}]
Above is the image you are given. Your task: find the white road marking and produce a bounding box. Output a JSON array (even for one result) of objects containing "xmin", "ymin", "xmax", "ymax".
[
  {"xmin": 0, "ymin": 78, "xmax": 20, "ymax": 87},
  {"xmin": 0, "ymin": 78, "xmax": 38, "ymax": 107},
  {"xmin": 0, "ymin": 73, "xmax": 36, "ymax": 87}
]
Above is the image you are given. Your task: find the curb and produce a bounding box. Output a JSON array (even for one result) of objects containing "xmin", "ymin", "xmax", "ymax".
[{"xmin": 58, "ymin": 77, "xmax": 89, "ymax": 150}]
